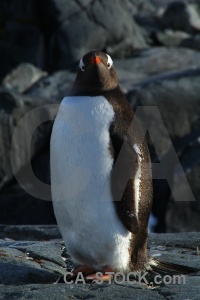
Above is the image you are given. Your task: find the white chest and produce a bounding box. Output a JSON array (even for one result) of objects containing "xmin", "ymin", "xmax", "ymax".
[{"xmin": 50, "ymin": 96, "xmax": 131, "ymax": 271}]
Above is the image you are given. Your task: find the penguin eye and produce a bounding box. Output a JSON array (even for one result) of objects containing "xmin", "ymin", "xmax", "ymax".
[
  {"xmin": 79, "ymin": 57, "xmax": 85, "ymax": 71},
  {"xmin": 106, "ymin": 54, "xmax": 113, "ymax": 69}
]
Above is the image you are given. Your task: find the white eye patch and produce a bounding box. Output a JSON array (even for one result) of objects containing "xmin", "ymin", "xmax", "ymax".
[
  {"xmin": 106, "ymin": 54, "xmax": 113, "ymax": 69},
  {"xmin": 79, "ymin": 57, "xmax": 85, "ymax": 71}
]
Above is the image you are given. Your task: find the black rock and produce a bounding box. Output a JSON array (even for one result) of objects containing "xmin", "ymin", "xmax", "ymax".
[
  {"xmin": 0, "ymin": 0, "xmax": 44, "ymax": 80},
  {"xmin": 0, "ymin": 224, "xmax": 61, "ymax": 241},
  {"xmin": 160, "ymin": 1, "xmax": 200, "ymax": 34},
  {"xmin": 181, "ymin": 34, "xmax": 200, "ymax": 51},
  {"xmin": 0, "ymin": 0, "xmax": 148, "ymax": 80},
  {"xmin": 0, "ymin": 86, "xmax": 58, "ymax": 225},
  {"xmin": 36, "ymin": 0, "xmax": 147, "ymax": 70}
]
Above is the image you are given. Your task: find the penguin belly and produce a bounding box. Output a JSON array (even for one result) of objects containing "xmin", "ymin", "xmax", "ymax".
[{"xmin": 50, "ymin": 96, "xmax": 132, "ymax": 272}]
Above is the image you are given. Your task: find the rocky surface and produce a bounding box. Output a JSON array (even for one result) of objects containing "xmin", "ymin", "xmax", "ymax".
[
  {"xmin": 1, "ymin": 0, "xmax": 200, "ymax": 79},
  {"xmin": 0, "ymin": 0, "xmax": 148, "ymax": 79},
  {"xmin": 2, "ymin": 63, "xmax": 47, "ymax": 94},
  {"xmin": 0, "ymin": 226, "xmax": 199, "ymax": 299},
  {"xmin": 0, "ymin": 85, "xmax": 57, "ymax": 224},
  {"xmin": 160, "ymin": 2, "xmax": 200, "ymax": 33}
]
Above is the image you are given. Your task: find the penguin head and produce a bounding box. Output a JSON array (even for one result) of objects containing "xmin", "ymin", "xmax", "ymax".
[{"xmin": 72, "ymin": 51, "xmax": 119, "ymax": 94}]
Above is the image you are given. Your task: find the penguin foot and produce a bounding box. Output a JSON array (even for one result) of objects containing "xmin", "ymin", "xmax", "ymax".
[
  {"xmin": 65, "ymin": 265, "xmax": 114, "ymax": 283},
  {"xmin": 86, "ymin": 266, "xmax": 114, "ymax": 282},
  {"xmin": 86, "ymin": 273, "xmax": 113, "ymax": 282}
]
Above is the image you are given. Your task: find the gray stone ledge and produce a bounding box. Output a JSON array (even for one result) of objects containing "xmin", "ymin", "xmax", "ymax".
[{"xmin": 0, "ymin": 225, "xmax": 199, "ymax": 300}]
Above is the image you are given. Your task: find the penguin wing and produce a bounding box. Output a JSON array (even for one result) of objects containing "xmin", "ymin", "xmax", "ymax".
[{"xmin": 109, "ymin": 114, "xmax": 141, "ymax": 234}]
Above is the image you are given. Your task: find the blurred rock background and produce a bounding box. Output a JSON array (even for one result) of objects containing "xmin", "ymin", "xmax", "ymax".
[{"xmin": 0, "ymin": 0, "xmax": 199, "ymax": 232}]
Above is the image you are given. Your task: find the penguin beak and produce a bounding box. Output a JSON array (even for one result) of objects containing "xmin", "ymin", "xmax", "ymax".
[{"xmin": 90, "ymin": 55, "xmax": 101, "ymax": 64}]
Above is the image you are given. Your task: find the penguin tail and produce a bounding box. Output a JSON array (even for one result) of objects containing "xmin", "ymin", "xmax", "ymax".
[{"xmin": 149, "ymin": 257, "xmax": 198, "ymax": 275}]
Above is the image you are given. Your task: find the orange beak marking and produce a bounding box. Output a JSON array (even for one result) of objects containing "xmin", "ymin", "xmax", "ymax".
[{"xmin": 90, "ymin": 56, "xmax": 101, "ymax": 64}]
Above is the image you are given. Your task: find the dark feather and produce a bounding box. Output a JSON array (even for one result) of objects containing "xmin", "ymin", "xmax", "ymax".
[{"xmin": 149, "ymin": 257, "xmax": 198, "ymax": 275}]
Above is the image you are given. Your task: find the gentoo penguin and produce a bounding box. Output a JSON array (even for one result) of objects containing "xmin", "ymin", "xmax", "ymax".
[{"xmin": 50, "ymin": 51, "xmax": 195, "ymax": 280}]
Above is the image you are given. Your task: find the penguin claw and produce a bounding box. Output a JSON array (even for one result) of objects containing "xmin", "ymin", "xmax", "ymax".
[{"xmin": 65, "ymin": 265, "xmax": 114, "ymax": 283}]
